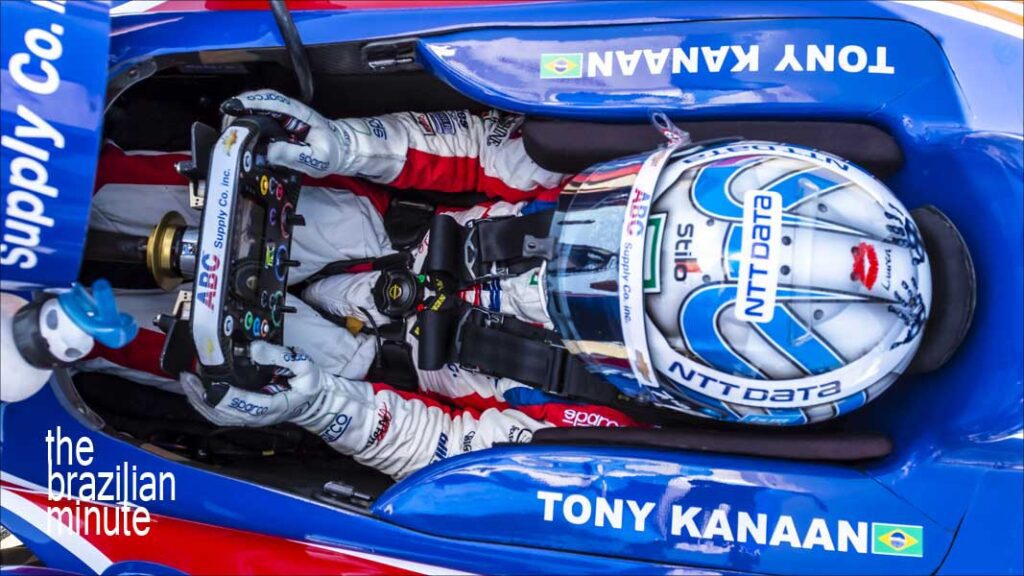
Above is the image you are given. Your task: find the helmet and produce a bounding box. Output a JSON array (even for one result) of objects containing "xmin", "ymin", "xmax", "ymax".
[{"xmin": 544, "ymin": 141, "xmax": 932, "ymax": 425}]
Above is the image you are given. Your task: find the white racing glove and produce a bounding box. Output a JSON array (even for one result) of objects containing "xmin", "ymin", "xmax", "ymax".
[
  {"xmin": 181, "ymin": 341, "xmax": 371, "ymax": 435},
  {"xmin": 221, "ymin": 89, "xmax": 355, "ymax": 179}
]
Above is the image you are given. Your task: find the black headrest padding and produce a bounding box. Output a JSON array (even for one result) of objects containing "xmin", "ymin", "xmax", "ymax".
[
  {"xmin": 906, "ymin": 205, "xmax": 976, "ymax": 374},
  {"xmin": 523, "ymin": 119, "xmax": 904, "ymax": 177},
  {"xmin": 531, "ymin": 426, "xmax": 892, "ymax": 462}
]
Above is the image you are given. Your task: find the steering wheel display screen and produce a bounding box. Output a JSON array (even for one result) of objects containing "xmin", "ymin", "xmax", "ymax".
[{"xmin": 233, "ymin": 198, "xmax": 265, "ymax": 262}]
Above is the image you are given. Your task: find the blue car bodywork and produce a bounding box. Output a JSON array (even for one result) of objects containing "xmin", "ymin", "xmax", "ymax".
[{"xmin": 1, "ymin": 1, "xmax": 1021, "ymax": 574}]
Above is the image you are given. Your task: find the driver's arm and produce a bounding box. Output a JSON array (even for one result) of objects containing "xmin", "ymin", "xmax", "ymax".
[
  {"xmin": 224, "ymin": 90, "xmax": 567, "ymax": 203},
  {"xmin": 182, "ymin": 341, "xmax": 547, "ymax": 479}
]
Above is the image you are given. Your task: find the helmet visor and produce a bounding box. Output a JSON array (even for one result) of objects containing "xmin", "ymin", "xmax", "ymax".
[{"xmin": 545, "ymin": 152, "xmax": 656, "ymax": 393}]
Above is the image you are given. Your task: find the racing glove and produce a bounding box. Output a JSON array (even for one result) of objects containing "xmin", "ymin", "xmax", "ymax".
[
  {"xmin": 221, "ymin": 90, "xmax": 359, "ymax": 179},
  {"xmin": 183, "ymin": 341, "xmax": 547, "ymax": 479},
  {"xmin": 180, "ymin": 343, "xmax": 327, "ymax": 428}
]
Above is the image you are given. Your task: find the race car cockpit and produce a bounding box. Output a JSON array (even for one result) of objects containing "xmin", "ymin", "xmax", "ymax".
[
  {"xmin": 4, "ymin": 4, "xmax": 1019, "ymax": 571},
  {"xmin": 60, "ymin": 62, "xmax": 976, "ymax": 505}
]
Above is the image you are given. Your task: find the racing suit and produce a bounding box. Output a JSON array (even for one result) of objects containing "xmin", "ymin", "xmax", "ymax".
[{"xmin": 81, "ymin": 94, "xmax": 636, "ymax": 478}]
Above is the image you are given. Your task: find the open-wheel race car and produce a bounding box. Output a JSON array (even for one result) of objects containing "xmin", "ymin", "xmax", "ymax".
[{"xmin": 1, "ymin": 1, "xmax": 1021, "ymax": 574}]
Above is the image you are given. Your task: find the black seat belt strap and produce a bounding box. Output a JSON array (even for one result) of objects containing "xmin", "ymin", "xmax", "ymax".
[
  {"xmin": 452, "ymin": 308, "xmax": 621, "ymax": 405},
  {"xmin": 473, "ymin": 211, "xmax": 553, "ymax": 267},
  {"xmin": 424, "ymin": 211, "xmax": 555, "ymax": 286}
]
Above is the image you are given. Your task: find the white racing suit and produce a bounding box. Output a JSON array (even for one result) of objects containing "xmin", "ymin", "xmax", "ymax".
[{"xmin": 81, "ymin": 107, "xmax": 638, "ymax": 479}]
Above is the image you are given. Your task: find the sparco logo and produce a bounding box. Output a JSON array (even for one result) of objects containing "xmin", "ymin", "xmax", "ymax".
[
  {"xmin": 227, "ymin": 398, "xmax": 268, "ymax": 417},
  {"xmin": 563, "ymin": 409, "xmax": 621, "ymax": 427},
  {"xmin": 245, "ymin": 92, "xmax": 289, "ymax": 104},
  {"xmin": 297, "ymin": 152, "xmax": 328, "ymax": 172},
  {"xmin": 321, "ymin": 413, "xmax": 352, "ymax": 442}
]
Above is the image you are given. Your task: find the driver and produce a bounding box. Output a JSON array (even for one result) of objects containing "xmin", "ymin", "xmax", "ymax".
[{"xmin": 81, "ymin": 90, "xmax": 638, "ymax": 479}]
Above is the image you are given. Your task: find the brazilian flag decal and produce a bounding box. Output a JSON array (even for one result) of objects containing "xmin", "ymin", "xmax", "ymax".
[
  {"xmin": 872, "ymin": 523, "xmax": 923, "ymax": 557},
  {"xmin": 540, "ymin": 53, "xmax": 583, "ymax": 79}
]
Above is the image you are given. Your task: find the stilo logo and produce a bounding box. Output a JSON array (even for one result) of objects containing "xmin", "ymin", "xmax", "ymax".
[
  {"xmin": 540, "ymin": 53, "xmax": 583, "ymax": 79},
  {"xmin": 851, "ymin": 242, "xmax": 879, "ymax": 289}
]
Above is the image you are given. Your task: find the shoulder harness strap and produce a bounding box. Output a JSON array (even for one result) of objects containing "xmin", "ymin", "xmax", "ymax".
[{"xmin": 423, "ymin": 211, "xmax": 555, "ymax": 287}]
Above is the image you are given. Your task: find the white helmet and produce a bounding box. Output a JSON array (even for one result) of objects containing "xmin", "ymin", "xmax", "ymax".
[{"xmin": 545, "ymin": 141, "xmax": 933, "ymax": 425}]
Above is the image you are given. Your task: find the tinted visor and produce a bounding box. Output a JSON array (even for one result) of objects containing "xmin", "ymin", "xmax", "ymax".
[{"xmin": 545, "ymin": 154, "xmax": 649, "ymax": 382}]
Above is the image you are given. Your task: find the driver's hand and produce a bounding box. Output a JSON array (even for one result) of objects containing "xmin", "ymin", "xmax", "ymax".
[
  {"xmin": 181, "ymin": 341, "xmax": 326, "ymax": 427},
  {"xmin": 220, "ymin": 89, "xmax": 351, "ymax": 179}
]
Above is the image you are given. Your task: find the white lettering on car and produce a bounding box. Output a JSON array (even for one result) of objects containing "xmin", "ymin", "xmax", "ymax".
[
  {"xmin": 536, "ymin": 490, "xmax": 899, "ymax": 555},
  {"xmin": 1, "ymin": 7, "xmax": 67, "ymax": 273},
  {"xmin": 552, "ymin": 44, "xmax": 894, "ymax": 80}
]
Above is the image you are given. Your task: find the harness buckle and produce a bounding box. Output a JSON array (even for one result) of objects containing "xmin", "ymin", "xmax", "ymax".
[{"xmin": 463, "ymin": 216, "xmax": 516, "ymax": 284}]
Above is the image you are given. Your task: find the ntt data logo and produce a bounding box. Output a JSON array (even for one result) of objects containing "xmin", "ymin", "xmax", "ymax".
[{"xmin": 540, "ymin": 53, "xmax": 583, "ymax": 78}]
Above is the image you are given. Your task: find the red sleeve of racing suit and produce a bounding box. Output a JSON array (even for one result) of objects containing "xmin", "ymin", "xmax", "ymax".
[
  {"xmin": 335, "ymin": 111, "xmax": 567, "ymax": 203},
  {"xmin": 299, "ymin": 379, "xmax": 640, "ymax": 479},
  {"xmin": 301, "ymin": 378, "xmax": 548, "ymax": 479},
  {"xmin": 84, "ymin": 145, "xmax": 190, "ymax": 386},
  {"xmin": 93, "ymin": 143, "xmax": 190, "ymax": 192}
]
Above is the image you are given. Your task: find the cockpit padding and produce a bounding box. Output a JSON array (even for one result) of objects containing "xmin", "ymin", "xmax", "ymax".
[
  {"xmin": 531, "ymin": 426, "xmax": 893, "ymax": 462},
  {"xmin": 523, "ymin": 119, "xmax": 904, "ymax": 177},
  {"xmin": 906, "ymin": 206, "xmax": 976, "ymax": 374}
]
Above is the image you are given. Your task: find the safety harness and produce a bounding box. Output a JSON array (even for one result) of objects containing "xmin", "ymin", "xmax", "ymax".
[
  {"xmin": 422, "ymin": 211, "xmax": 556, "ymax": 285},
  {"xmin": 298, "ymin": 201, "xmax": 622, "ymax": 405}
]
